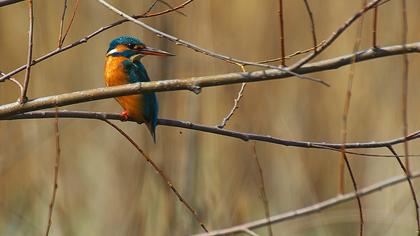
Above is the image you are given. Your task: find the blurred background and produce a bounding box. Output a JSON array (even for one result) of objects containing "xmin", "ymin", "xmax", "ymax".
[{"xmin": 1, "ymin": 0, "xmax": 420, "ymax": 235}]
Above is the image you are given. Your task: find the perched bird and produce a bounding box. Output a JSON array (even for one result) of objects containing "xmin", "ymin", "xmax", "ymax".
[{"xmin": 104, "ymin": 36, "xmax": 174, "ymax": 143}]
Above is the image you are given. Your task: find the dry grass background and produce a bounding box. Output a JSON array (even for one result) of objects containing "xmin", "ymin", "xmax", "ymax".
[{"xmin": 0, "ymin": 0, "xmax": 420, "ymax": 235}]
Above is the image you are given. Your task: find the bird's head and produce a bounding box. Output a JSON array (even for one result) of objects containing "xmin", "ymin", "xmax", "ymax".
[{"xmin": 106, "ymin": 36, "xmax": 175, "ymax": 61}]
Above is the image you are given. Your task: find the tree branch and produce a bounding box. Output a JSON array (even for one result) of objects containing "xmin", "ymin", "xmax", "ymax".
[
  {"xmin": 192, "ymin": 170, "xmax": 420, "ymax": 236},
  {"xmin": 6, "ymin": 110, "xmax": 420, "ymax": 151},
  {"xmin": 0, "ymin": 42, "xmax": 419, "ymax": 118}
]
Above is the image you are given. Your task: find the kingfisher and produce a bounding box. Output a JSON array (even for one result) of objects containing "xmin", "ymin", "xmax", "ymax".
[{"xmin": 104, "ymin": 36, "xmax": 174, "ymax": 143}]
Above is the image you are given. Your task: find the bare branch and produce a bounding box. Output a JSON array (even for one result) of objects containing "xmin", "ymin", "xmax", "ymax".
[
  {"xmin": 44, "ymin": 106, "xmax": 61, "ymax": 236},
  {"xmin": 252, "ymin": 143, "xmax": 273, "ymax": 236},
  {"xmin": 7, "ymin": 110, "xmax": 420, "ymax": 151},
  {"xmin": 96, "ymin": 0, "xmax": 328, "ymax": 87},
  {"xmin": 192, "ymin": 170, "xmax": 420, "ymax": 236},
  {"xmin": 303, "ymin": 0, "xmax": 317, "ymax": 51},
  {"xmin": 102, "ymin": 120, "xmax": 208, "ymax": 232},
  {"xmin": 0, "ymin": 0, "xmax": 24, "ymax": 7},
  {"xmin": 291, "ymin": 0, "xmax": 384, "ymax": 69},
  {"xmin": 57, "ymin": 0, "xmax": 68, "ymax": 47},
  {"xmin": 0, "ymin": 0, "xmax": 197, "ymax": 82},
  {"xmin": 387, "ymin": 146, "xmax": 420, "ymax": 231},
  {"xmin": 59, "ymin": 0, "xmax": 80, "ymax": 47},
  {"xmin": 0, "ymin": 43, "xmax": 418, "ymax": 118},
  {"xmin": 20, "ymin": 0, "xmax": 34, "ymax": 103}
]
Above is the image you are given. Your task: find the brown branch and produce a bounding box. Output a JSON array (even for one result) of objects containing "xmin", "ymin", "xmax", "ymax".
[
  {"xmin": 218, "ymin": 65, "xmax": 247, "ymax": 129},
  {"xmin": 7, "ymin": 110, "xmax": 420, "ymax": 151},
  {"xmin": 45, "ymin": 106, "xmax": 61, "ymax": 236},
  {"xmin": 57, "ymin": 0, "xmax": 68, "ymax": 47},
  {"xmin": 252, "ymin": 143, "xmax": 273, "ymax": 236},
  {"xmin": 0, "ymin": 42, "xmax": 419, "ymax": 118},
  {"xmin": 0, "ymin": 0, "xmax": 24, "ymax": 7},
  {"xmin": 401, "ymin": 0, "xmax": 410, "ymax": 174},
  {"xmin": 372, "ymin": 6, "xmax": 378, "ymax": 47},
  {"xmin": 339, "ymin": 5, "xmax": 367, "ymax": 236},
  {"xmin": 20, "ymin": 0, "xmax": 34, "ymax": 103},
  {"xmin": 102, "ymin": 119, "xmax": 208, "ymax": 232},
  {"xmin": 278, "ymin": 0, "xmax": 286, "ymax": 66},
  {"xmin": 387, "ymin": 146, "xmax": 420, "ymax": 232},
  {"xmin": 59, "ymin": 0, "xmax": 80, "ymax": 47},
  {"xmin": 192, "ymin": 170, "xmax": 420, "ymax": 236},
  {"xmin": 0, "ymin": 0, "xmax": 197, "ymax": 82},
  {"xmin": 96, "ymin": 0, "xmax": 328, "ymax": 87},
  {"xmin": 342, "ymin": 154, "xmax": 364, "ymax": 236},
  {"xmin": 291, "ymin": 0, "xmax": 385, "ymax": 69},
  {"xmin": 256, "ymin": 40, "xmax": 325, "ymax": 64},
  {"xmin": 302, "ymin": 0, "xmax": 317, "ymax": 51}
]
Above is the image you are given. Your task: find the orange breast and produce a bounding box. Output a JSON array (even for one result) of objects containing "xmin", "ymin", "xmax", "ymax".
[{"xmin": 104, "ymin": 56, "xmax": 145, "ymax": 122}]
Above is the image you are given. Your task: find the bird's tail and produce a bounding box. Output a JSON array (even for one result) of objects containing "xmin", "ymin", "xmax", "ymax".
[{"xmin": 145, "ymin": 122, "xmax": 156, "ymax": 143}]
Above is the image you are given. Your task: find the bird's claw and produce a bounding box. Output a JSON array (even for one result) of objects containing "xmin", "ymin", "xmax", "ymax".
[{"xmin": 120, "ymin": 111, "xmax": 129, "ymax": 121}]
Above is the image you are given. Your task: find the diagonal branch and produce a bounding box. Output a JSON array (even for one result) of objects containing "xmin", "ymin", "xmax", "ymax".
[
  {"xmin": 0, "ymin": 0, "xmax": 197, "ymax": 82},
  {"xmin": 96, "ymin": 0, "xmax": 328, "ymax": 87},
  {"xmin": 0, "ymin": 42, "xmax": 419, "ymax": 118},
  {"xmin": 192, "ymin": 170, "xmax": 420, "ymax": 236}
]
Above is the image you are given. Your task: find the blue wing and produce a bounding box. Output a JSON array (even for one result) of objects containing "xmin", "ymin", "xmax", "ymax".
[{"xmin": 123, "ymin": 60, "xmax": 159, "ymax": 142}]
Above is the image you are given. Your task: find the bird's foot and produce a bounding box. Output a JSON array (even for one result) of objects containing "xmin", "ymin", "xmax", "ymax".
[{"xmin": 120, "ymin": 111, "xmax": 129, "ymax": 121}]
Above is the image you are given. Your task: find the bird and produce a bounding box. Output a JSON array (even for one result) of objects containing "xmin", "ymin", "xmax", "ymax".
[{"xmin": 104, "ymin": 36, "xmax": 174, "ymax": 143}]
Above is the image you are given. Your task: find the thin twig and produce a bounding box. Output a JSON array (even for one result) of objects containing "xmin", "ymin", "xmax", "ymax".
[
  {"xmin": 291, "ymin": 0, "xmax": 385, "ymax": 70},
  {"xmin": 342, "ymin": 154, "xmax": 364, "ymax": 236},
  {"xmin": 193, "ymin": 170, "xmax": 420, "ymax": 236},
  {"xmin": 372, "ymin": 6, "xmax": 378, "ymax": 47},
  {"xmin": 339, "ymin": 0, "xmax": 367, "ymax": 195},
  {"xmin": 252, "ymin": 143, "xmax": 273, "ymax": 236},
  {"xmin": 256, "ymin": 40, "xmax": 325, "ymax": 64},
  {"xmin": 158, "ymin": 0, "xmax": 187, "ymax": 17},
  {"xmin": 278, "ymin": 0, "xmax": 286, "ymax": 66},
  {"xmin": 302, "ymin": 0, "xmax": 317, "ymax": 51},
  {"xmin": 218, "ymin": 64, "xmax": 247, "ymax": 129},
  {"xmin": 45, "ymin": 106, "xmax": 61, "ymax": 236},
  {"xmin": 102, "ymin": 119, "xmax": 208, "ymax": 232},
  {"xmin": 96, "ymin": 0, "xmax": 329, "ymax": 87},
  {"xmin": 20, "ymin": 0, "xmax": 34, "ymax": 103},
  {"xmin": 339, "ymin": 2, "xmax": 367, "ymax": 234},
  {"xmin": 401, "ymin": 0, "xmax": 410, "ymax": 175},
  {"xmin": 387, "ymin": 146, "xmax": 420, "ymax": 233},
  {"xmin": 0, "ymin": 0, "xmax": 197, "ymax": 82},
  {"xmin": 0, "ymin": 71, "xmax": 23, "ymax": 94},
  {"xmin": 142, "ymin": 0, "xmax": 160, "ymax": 16},
  {"xmin": 57, "ymin": 0, "xmax": 68, "ymax": 47},
  {"xmin": 59, "ymin": 0, "xmax": 80, "ymax": 47},
  {"xmin": 8, "ymin": 110, "xmax": 420, "ymax": 151}
]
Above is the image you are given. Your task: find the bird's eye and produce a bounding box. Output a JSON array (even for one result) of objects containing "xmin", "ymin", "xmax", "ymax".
[{"xmin": 127, "ymin": 43, "xmax": 135, "ymax": 49}]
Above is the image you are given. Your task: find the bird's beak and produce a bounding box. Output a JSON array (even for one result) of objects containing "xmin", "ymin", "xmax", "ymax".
[{"xmin": 139, "ymin": 46, "xmax": 175, "ymax": 56}]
